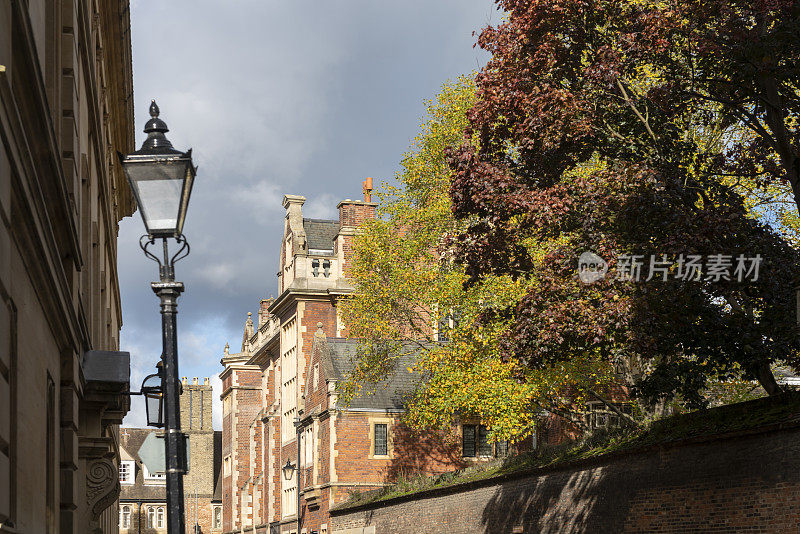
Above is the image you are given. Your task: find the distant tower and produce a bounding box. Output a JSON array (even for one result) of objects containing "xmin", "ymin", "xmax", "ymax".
[{"xmin": 179, "ymin": 377, "xmax": 216, "ymax": 531}]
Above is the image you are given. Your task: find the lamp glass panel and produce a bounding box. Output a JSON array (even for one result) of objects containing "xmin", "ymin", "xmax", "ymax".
[
  {"xmin": 145, "ymin": 391, "xmax": 163, "ymax": 427},
  {"xmin": 125, "ymin": 159, "xmax": 189, "ymax": 235},
  {"xmin": 282, "ymin": 461, "xmax": 293, "ymax": 480}
]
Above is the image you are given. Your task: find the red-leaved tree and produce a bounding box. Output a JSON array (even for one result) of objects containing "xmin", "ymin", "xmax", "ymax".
[{"xmin": 449, "ymin": 0, "xmax": 800, "ymax": 407}]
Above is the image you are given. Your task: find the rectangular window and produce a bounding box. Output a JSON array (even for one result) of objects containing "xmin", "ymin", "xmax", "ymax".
[
  {"xmin": 495, "ymin": 440, "xmax": 509, "ymax": 458},
  {"xmin": 478, "ymin": 425, "xmax": 492, "ymax": 457},
  {"xmin": 462, "ymin": 425, "xmax": 476, "ymax": 457},
  {"xmin": 462, "ymin": 424, "xmax": 493, "ymax": 457},
  {"xmin": 374, "ymin": 424, "xmax": 388, "ymax": 456},
  {"xmin": 223, "ymin": 455, "xmax": 231, "ymax": 476},
  {"xmin": 584, "ymin": 401, "xmax": 631, "ymax": 430},
  {"xmin": 282, "ymin": 485, "xmax": 296, "ymax": 518},
  {"xmin": 143, "ymin": 464, "xmax": 166, "ymax": 484},
  {"xmin": 281, "ymin": 318, "xmax": 298, "ymax": 443},
  {"xmin": 302, "ymin": 427, "xmax": 313, "ymax": 466},
  {"xmin": 119, "ymin": 461, "xmax": 135, "ymax": 484}
]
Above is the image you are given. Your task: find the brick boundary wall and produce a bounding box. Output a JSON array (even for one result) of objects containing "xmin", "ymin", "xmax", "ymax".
[{"xmin": 330, "ymin": 397, "xmax": 800, "ymax": 533}]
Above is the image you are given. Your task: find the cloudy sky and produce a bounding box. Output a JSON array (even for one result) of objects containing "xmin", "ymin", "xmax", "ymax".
[{"xmin": 120, "ymin": 1, "xmax": 497, "ymax": 428}]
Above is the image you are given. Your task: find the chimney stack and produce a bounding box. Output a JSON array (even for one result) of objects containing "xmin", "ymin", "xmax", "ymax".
[{"xmin": 363, "ymin": 177, "xmax": 373, "ymax": 202}]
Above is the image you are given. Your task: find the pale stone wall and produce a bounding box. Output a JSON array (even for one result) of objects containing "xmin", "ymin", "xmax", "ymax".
[
  {"xmin": 181, "ymin": 378, "xmax": 217, "ymax": 533},
  {"xmin": 0, "ymin": 1, "xmax": 135, "ymax": 533}
]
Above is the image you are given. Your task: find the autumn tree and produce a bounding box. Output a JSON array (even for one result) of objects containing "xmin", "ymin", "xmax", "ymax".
[
  {"xmin": 340, "ymin": 78, "xmax": 618, "ymax": 440},
  {"xmin": 448, "ymin": 0, "xmax": 800, "ymax": 407}
]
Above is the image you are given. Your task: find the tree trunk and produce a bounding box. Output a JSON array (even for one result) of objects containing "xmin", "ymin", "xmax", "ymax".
[
  {"xmin": 755, "ymin": 360, "xmax": 783, "ymax": 396},
  {"xmin": 757, "ymin": 73, "xmax": 800, "ymax": 212}
]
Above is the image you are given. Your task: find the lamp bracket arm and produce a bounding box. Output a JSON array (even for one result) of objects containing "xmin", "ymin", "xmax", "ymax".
[
  {"xmin": 170, "ymin": 234, "xmax": 191, "ymax": 266},
  {"xmin": 139, "ymin": 235, "xmax": 163, "ymax": 268}
]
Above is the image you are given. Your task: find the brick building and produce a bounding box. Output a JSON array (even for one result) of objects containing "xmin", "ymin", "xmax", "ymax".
[
  {"xmin": 219, "ymin": 191, "xmax": 511, "ymax": 534},
  {"xmin": 119, "ymin": 378, "xmax": 222, "ymax": 533}
]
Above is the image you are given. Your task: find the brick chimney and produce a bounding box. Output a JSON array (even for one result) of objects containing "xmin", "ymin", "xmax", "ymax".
[
  {"xmin": 336, "ymin": 181, "xmax": 377, "ymax": 277},
  {"xmin": 337, "ymin": 199, "xmax": 376, "ymax": 230}
]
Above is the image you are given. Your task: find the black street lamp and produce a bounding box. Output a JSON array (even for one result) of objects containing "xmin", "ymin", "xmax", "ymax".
[
  {"xmin": 141, "ymin": 370, "xmax": 164, "ymax": 428},
  {"xmin": 281, "ymin": 415, "xmax": 303, "ymax": 532},
  {"xmin": 119, "ymin": 100, "xmax": 196, "ymax": 534},
  {"xmin": 281, "ymin": 459, "xmax": 296, "ymax": 481},
  {"xmin": 129, "ymin": 363, "xmax": 165, "ymax": 427}
]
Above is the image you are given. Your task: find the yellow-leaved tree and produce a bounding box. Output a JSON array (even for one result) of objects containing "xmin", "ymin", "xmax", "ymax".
[{"xmin": 339, "ymin": 77, "xmax": 618, "ymax": 442}]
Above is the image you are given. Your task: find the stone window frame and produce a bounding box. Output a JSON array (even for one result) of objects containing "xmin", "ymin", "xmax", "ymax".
[
  {"xmin": 223, "ymin": 455, "xmax": 231, "ymax": 477},
  {"xmin": 213, "ymin": 504, "xmax": 222, "ymax": 529},
  {"xmin": 142, "ymin": 464, "xmax": 166, "ymax": 485},
  {"xmin": 462, "ymin": 423, "xmax": 493, "ymax": 458},
  {"xmin": 147, "ymin": 505, "xmax": 166, "ymax": 528},
  {"xmin": 368, "ymin": 417, "xmax": 393, "ymax": 459},
  {"xmin": 119, "ymin": 504, "xmax": 131, "ymax": 528},
  {"xmin": 119, "ymin": 460, "xmax": 135, "ymax": 484}
]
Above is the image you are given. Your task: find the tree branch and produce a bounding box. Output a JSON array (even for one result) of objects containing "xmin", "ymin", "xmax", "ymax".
[{"xmin": 615, "ymin": 77, "xmax": 660, "ymax": 157}]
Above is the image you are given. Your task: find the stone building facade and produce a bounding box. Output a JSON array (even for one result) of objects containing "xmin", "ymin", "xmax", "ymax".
[
  {"xmin": 219, "ymin": 192, "xmax": 512, "ymax": 534},
  {"xmin": 119, "ymin": 378, "xmax": 222, "ymax": 534},
  {"xmin": 1, "ymin": 1, "xmax": 135, "ymax": 533}
]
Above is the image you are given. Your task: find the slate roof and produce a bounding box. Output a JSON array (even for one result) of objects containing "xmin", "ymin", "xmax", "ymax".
[
  {"xmin": 320, "ymin": 338, "xmax": 421, "ymax": 410},
  {"xmin": 119, "ymin": 427, "xmax": 166, "ymax": 501},
  {"xmin": 303, "ymin": 218, "xmax": 339, "ymax": 253},
  {"xmin": 119, "ymin": 427, "xmax": 223, "ymax": 502}
]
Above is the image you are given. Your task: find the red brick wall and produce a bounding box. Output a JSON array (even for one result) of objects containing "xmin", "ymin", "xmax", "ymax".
[
  {"xmin": 337, "ymin": 201, "xmax": 376, "ymax": 278},
  {"xmin": 222, "ymin": 367, "xmax": 262, "ymax": 532},
  {"xmin": 331, "ymin": 409, "xmax": 800, "ymax": 533},
  {"xmin": 338, "ymin": 202, "xmax": 375, "ymax": 229}
]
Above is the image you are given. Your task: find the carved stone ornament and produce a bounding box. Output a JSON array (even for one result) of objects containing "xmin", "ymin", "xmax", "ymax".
[{"xmin": 85, "ymin": 458, "xmax": 121, "ymax": 533}]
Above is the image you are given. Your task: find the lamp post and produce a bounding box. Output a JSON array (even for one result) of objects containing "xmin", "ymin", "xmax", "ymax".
[{"xmin": 120, "ymin": 100, "xmax": 196, "ymax": 534}]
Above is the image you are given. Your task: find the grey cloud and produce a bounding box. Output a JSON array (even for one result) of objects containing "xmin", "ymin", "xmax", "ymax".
[{"xmin": 121, "ymin": 1, "xmax": 496, "ymax": 429}]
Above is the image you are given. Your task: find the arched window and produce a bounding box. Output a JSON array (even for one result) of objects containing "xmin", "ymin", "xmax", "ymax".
[
  {"xmin": 156, "ymin": 506, "xmax": 165, "ymax": 528},
  {"xmin": 147, "ymin": 506, "xmax": 156, "ymax": 528},
  {"xmin": 213, "ymin": 506, "xmax": 222, "ymax": 529},
  {"xmin": 119, "ymin": 505, "xmax": 131, "ymax": 528}
]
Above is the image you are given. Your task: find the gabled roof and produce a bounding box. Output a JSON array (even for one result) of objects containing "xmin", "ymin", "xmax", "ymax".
[
  {"xmin": 303, "ymin": 218, "xmax": 339, "ymax": 253},
  {"xmin": 119, "ymin": 427, "xmax": 166, "ymax": 501},
  {"xmin": 314, "ymin": 337, "xmax": 420, "ymax": 411},
  {"xmin": 119, "ymin": 428, "xmax": 224, "ymax": 502}
]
